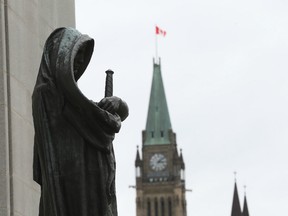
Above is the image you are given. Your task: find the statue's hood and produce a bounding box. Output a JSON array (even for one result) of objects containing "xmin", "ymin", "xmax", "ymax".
[
  {"xmin": 56, "ymin": 28, "xmax": 94, "ymax": 82},
  {"xmin": 33, "ymin": 27, "xmax": 121, "ymax": 137},
  {"xmin": 29, "ymin": 27, "xmax": 95, "ymax": 109},
  {"xmin": 54, "ymin": 28, "xmax": 94, "ymax": 105}
]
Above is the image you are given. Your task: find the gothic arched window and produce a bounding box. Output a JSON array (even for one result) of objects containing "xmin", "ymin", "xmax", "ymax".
[
  {"xmin": 147, "ymin": 198, "xmax": 151, "ymax": 216},
  {"xmin": 161, "ymin": 197, "xmax": 165, "ymax": 216},
  {"xmin": 154, "ymin": 197, "xmax": 158, "ymax": 216},
  {"xmin": 168, "ymin": 197, "xmax": 172, "ymax": 216}
]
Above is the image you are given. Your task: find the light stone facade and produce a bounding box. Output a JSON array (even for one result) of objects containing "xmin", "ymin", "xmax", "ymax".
[{"xmin": 0, "ymin": 0, "xmax": 75, "ymax": 215}]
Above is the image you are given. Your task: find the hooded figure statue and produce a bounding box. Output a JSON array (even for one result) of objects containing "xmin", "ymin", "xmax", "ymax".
[{"xmin": 32, "ymin": 27, "xmax": 128, "ymax": 216}]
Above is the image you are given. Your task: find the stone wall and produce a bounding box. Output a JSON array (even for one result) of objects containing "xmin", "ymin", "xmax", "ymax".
[{"xmin": 0, "ymin": 0, "xmax": 75, "ymax": 215}]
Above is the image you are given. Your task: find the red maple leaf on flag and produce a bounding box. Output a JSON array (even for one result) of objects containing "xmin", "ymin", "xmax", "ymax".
[{"xmin": 156, "ymin": 26, "xmax": 166, "ymax": 37}]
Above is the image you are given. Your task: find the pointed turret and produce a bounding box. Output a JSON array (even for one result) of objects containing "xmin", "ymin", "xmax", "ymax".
[
  {"xmin": 231, "ymin": 182, "xmax": 242, "ymax": 216},
  {"xmin": 135, "ymin": 146, "xmax": 141, "ymax": 167},
  {"xmin": 144, "ymin": 59, "xmax": 172, "ymax": 145},
  {"xmin": 179, "ymin": 149, "xmax": 185, "ymax": 169},
  {"xmin": 242, "ymin": 193, "xmax": 250, "ymax": 216},
  {"xmin": 135, "ymin": 146, "xmax": 142, "ymax": 178}
]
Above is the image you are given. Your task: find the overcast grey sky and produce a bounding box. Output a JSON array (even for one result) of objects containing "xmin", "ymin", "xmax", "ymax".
[{"xmin": 75, "ymin": 1, "xmax": 288, "ymax": 215}]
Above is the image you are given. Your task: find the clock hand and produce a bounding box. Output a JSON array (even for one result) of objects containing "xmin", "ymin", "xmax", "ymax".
[{"xmin": 157, "ymin": 157, "xmax": 165, "ymax": 163}]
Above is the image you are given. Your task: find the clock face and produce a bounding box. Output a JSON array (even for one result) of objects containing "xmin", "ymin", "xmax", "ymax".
[{"xmin": 150, "ymin": 153, "xmax": 167, "ymax": 171}]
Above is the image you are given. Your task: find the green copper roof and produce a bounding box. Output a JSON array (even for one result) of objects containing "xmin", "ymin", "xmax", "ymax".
[{"xmin": 144, "ymin": 60, "xmax": 172, "ymax": 145}]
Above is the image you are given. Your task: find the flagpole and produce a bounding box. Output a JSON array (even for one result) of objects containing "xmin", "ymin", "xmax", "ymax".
[{"xmin": 155, "ymin": 27, "xmax": 158, "ymax": 64}]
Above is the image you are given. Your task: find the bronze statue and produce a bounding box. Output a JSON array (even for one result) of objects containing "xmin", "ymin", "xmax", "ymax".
[{"xmin": 32, "ymin": 27, "xmax": 128, "ymax": 216}]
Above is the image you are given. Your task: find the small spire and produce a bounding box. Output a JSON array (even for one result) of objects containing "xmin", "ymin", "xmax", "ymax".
[
  {"xmin": 179, "ymin": 149, "xmax": 183, "ymax": 161},
  {"xmin": 179, "ymin": 148, "xmax": 185, "ymax": 169},
  {"xmin": 231, "ymin": 181, "xmax": 242, "ymax": 216},
  {"xmin": 135, "ymin": 145, "xmax": 141, "ymax": 167},
  {"xmin": 242, "ymin": 190, "xmax": 250, "ymax": 216}
]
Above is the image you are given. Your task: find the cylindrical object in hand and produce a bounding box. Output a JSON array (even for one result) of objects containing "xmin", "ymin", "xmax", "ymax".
[{"xmin": 105, "ymin": 69, "xmax": 114, "ymax": 97}]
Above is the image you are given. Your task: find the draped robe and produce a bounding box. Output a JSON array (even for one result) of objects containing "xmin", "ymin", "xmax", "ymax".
[{"xmin": 32, "ymin": 27, "xmax": 121, "ymax": 216}]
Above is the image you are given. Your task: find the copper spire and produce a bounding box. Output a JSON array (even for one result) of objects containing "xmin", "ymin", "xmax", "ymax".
[{"xmin": 144, "ymin": 59, "xmax": 172, "ymax": 145}]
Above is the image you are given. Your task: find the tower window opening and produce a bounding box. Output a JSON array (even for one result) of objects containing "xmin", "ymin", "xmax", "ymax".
[
  {"xmin": 161, "ymin": 198, "xmax": 165, "ymax": 216},
  {"xmin": 168, "ymin": 197, "xmax": 172, "ymax": 216},
  {"xmin": 180, "ymin": 169, "xmax": 185, "ymax": 180},
  {"xmin": 136, "ymin": 167, "xmax": 141, "ymax": 177},
  {"xmin": 160, "ymin": 130, "xmax": 164, "ymax": 137},
  {"xmin": 147, "ymin": 199, "xmax": 151, "ymax": 216},
  {"xmin": 151, "ymin": 131, "xmax": 154, "ymax": 138},
  {"xmin": 137, "ymin": 197, "xmax": 141, "ymax": 208},
  {"xmin": 154, "ymin": 198, "xmax": 158, "ymax": 216}
]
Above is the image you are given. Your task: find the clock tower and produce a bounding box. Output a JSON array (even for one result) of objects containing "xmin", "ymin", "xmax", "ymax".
[{"xmin": 135, "ymin": 59, "xmax": 187, "ymax": 216}]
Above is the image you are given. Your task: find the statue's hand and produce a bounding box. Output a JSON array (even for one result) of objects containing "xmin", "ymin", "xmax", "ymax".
[
  {"xmin": 98, "ymin": 96, "xmax": 129, "ymax": 121},
  {"xmin": 98, "ymin": 96, "xmax": 121, "ymax": 113}
]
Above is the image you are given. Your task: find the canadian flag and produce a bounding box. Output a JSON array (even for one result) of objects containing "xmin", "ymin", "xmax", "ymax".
[{"xmin": 156, "ymin": 26, "xmax": 166, "ymax": 37}]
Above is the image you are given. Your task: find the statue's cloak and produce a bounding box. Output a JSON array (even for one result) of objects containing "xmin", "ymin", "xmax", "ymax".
[{"xmin": 32, "ymin": 27, "xmax": 121, "ymax": 216}]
